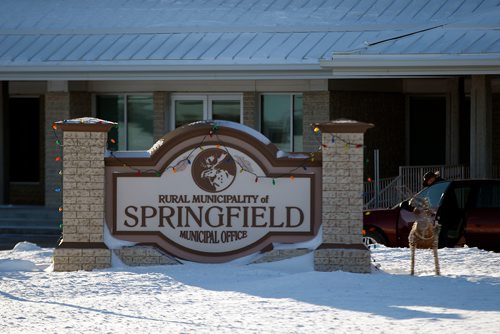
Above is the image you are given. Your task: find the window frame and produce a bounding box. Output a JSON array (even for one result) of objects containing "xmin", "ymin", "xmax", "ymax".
[
  {"xmin": 259, "ymin": 92, "xmax": 303, "ymax": 152},
  {"xmin": 92, "ymin": 93, "xmax": 154, "ymax": 150},
  {"xmin": 170, "ymin": 93, "xmax": 243, "ymax": 130}
]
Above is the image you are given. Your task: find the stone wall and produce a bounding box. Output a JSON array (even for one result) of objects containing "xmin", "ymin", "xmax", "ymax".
[
  {"xmin": 303, "ymin": 91, "xmax": 331, "ymax": 152},
  {"xmin": 114, "ymin": 246, "xmax": 180, "ymax": 266},
  {"xmin": 52, "ymin": 119, "xmax": 114, "ymax": 271},
  {"xmin": 154, "ymin": 92, "xmax": 169, "ymax": 141},
  {"xmin": 321, "ymin": 132, "xmax": 365, "ymax": 244},
  {"xmin": 314, "ymin": 247, "xmax": 371, "ymax": 273},
  {"xmin": 53, "ymin": 247, "xmax": 111, "ymax": 271},
  {"xmin": 313, "ymin": 120, "xmax": 373, "ymax": 273},
  {"xmin": 243, "ymin": 92, "xmax": 257, "ymax": 129},
  {"xmin": 60, "ymin": 131, "xmax": 106, "ymax": 243},
  {"xmin": 69, "ymin": 92, "xmax": 91, "ymax": 119},
  {"xmin": 252, "ymin": 249, "xmax": 311, "ymax": 264}
]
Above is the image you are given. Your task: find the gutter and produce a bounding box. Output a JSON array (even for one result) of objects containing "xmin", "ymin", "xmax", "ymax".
[
  {"xmin": 0, "ymin": 64, "xmax": 333, "ymax": 81},
  {"xmin": 320, "ymin": 54, "xmax": 500, "ymax": 78}
]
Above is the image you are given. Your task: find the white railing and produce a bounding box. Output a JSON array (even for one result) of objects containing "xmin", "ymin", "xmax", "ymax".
[
  {"xmin": 364, "ymin": 165, "xmax": 471, "ymax": 209},
  {"xmin": 398, "ymin": 165, "xmax": 470, "ymax": 194},
  {"xmin": 363, "ymin": 176, "xmax": 413, "ymax": 209}
]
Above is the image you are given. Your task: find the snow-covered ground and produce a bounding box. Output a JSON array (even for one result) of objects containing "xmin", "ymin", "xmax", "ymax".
[{"xmin": 1, "ymin": 242, "xmax": 500, "ymax": 334}]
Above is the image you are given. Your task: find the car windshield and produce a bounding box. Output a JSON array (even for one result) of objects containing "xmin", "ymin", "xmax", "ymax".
[{"xmin": 413, "ymin": 181, "xmax": 451, "ymax": 208}]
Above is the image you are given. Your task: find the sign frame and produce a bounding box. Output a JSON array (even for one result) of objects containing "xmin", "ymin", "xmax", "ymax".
[{"xmin": 104, "ymin": 121, "xmax": 322, "ymax": 262}]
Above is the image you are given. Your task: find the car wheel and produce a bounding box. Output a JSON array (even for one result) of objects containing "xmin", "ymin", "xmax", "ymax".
[{"xmin": 364, "ymin": 230, "xmax": 387, "ymax": 245}]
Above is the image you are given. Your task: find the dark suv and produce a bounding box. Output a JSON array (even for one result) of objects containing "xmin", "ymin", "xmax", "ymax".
[{"xmin": 363, "ymin": 179, "xmax": 500, "ymax": 252}]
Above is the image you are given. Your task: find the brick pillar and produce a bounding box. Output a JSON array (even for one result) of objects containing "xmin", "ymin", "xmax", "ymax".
[
  {"xmin": 313, "ymin": 119, "xmax": 374, "ymax": 273},
  {"xmin": 153, "ymin": 92, "xmax": 169, "ymax": 141},
  {"xmin": 243, "ymin": 92, "xmax": 257, "ymax": 129},
  {"xmin": 45, "ymin": 92, "xmax": 71, "ymax": 207},
  {"xmin": 303, "ymin": 91, "xmax": 331, "ymax": 152},
  {"xmin": 52, "ymin": 117, "xmax": 116, "ymax": 272}
]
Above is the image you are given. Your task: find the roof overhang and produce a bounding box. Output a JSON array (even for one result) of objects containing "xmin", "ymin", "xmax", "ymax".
[
  {"xmin": 0, "ymin": 64, "xmax": 333, "ymax": 81},
  {"xmin": 320, "ymin": 54, "xmax": 500, "ymax": 78}
]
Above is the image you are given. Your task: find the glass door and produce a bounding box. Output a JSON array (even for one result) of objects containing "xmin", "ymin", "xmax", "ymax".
[{"xmin": 171, "ymin": 94, "xmax": 242, "ymax": 130}]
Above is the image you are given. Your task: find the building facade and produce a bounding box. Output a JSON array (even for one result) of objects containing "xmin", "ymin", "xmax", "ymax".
[{"xmin": 1, "ymin": 0, "xmax": 499, "ymax": 207}]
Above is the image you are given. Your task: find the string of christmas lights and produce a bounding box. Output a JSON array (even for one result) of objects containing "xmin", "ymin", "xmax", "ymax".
[
  {"xmin": 108, "ymin": 122, "xmax": 321, "ymax": 185},
  {"xmin": 312, "ymin": 125, "xmax": 364, "ymax": 150},
  {"xmin": 52, "ymin": 121, "xmax": 367, "ymax": 213},
  {"xmin": 51, "ymin": 124, "xmax": 64, "ymax": 239}
]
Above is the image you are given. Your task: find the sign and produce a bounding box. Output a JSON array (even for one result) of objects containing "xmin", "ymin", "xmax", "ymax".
[{"xmin": 107, "ymin": 122, "xmax": 321, "ymax": 262}]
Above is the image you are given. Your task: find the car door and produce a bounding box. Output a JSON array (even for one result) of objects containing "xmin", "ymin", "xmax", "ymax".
[
  {"xmin": 464, "ymin": 182, "xmax": 500, "ymax": 252},
  {"xmin": 438, "ymin": 183, "xmax": 473, "ymax": 246},
  {"xmin": 396, "ymin": 181, "xmax": 450, "ymax": 247}
]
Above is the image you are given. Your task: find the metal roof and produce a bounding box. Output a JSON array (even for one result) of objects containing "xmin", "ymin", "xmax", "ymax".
[{"xmin": 1, "ymin": 0, "xmax": 500, "ymax": 79}]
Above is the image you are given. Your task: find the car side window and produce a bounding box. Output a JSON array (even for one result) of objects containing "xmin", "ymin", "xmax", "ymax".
[
  {"xmin": 415, "ymin": 181, "xmax": 450, "ymax": 208},
  {"xmin": 476, "ymin": 184, "xmax": 500, "ymax": 208},
  {"xmin": 454, "ymin": 186, "xmax": 472, "ymax": 210}
]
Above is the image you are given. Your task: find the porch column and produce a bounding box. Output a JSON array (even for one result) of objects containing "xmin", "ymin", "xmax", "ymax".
[
  {"xmin": 313, "ymin": 119, "xmax": 374, "ymax": 273},
  {"xmin": 303, "ymin": 91, "xmax": 331, "ymax": 152},
  {"xmin": 470, "ymin": 75, "xmax": 493, "ymax": 178},
  {"xmin": 447, "ymin": 78, "xmax": 460, "ymax": 165},
  {"xmin": 45, "ymin": 82, "xmax": 70, "ymax": 207},
  {"xmin": 0, "ymin": 82, "xmax": 6, "ymax": 203},
  {"xmin": 52, "ymin": 117, "xmax": 116, "ymax": 271}
]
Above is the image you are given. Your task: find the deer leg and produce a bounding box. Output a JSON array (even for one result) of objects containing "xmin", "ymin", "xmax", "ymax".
[
  {"xmin": 410, "ymin": 243, "xmax": 415, "ymax": 276},
  {"xmin": 433, "ymin": 225, "xmax": 441, "ymax": 276},
  {"xmin": 433, "ymin": 246, "xmax": 440, "ymax": 275}
]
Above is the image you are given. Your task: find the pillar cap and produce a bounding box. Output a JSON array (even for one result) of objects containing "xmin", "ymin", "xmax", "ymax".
[
  {"xmin": 313, "ymin": 119, "xmax": 374, "ymax": 134},
  {"xmin": 54, "ymin": 117, "xmax": 117, "ymax": 132}
]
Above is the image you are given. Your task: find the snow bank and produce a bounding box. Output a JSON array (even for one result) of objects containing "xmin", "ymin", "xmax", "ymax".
[{"xmin": 1, "ymin": 244, "xmax": 500, "ymax": 333}]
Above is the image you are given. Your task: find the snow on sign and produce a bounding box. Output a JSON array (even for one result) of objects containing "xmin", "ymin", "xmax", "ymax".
[{"xmin": 106, "ymin": 121, "xmax": 322, "ymax": 263}]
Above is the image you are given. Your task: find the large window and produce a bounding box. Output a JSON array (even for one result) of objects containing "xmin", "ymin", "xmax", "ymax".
[
  {"xmin": 96, "ymin": 94, "xmax": 153, "ymax": 151},
  {"xmin": 261, "ymin": 94, "xmax": 303, "ymax": 152},
  {"xmin": 172, "ymin": 94, "xmax": 242, "ymax": 129}
]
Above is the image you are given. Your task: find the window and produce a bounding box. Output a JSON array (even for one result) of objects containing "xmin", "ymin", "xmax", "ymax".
[
  {"xmin": 476, "ymin": 184, "xmax": 500, "ymax": 208},
  {"xmin": 261, "ymin": 94, "xmax": 303, "ymax": 152},
  {"xmin": 415, "ymin": 181, "xmax": 450, "ymax": 208},
  {"xmin": 172, "ymin": 94, "xmax": 242, "ymax": 129},
  {"xmin": 95, "ymin": 94, "xmax": 153, "ymax": 151},
  {"xmin": 454, "ymin": 186, "xmax": 472, "ymax": 210}
]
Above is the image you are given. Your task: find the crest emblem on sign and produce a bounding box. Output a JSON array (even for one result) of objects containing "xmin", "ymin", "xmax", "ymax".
[{"xmin": 192, "ymin": 148, "xmax": 237, "ymax": 193}]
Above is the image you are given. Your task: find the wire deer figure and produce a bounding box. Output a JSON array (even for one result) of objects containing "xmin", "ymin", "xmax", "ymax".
[{"xmin": 408, "ymin": 197, "xmax": 441, "ymax": 276}]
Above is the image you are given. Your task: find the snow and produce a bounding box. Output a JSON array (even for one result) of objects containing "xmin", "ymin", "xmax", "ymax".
[
  {"xmin": 56, "ymin": 117, "xmax": 116, "ymax": 125},
  {"xmin": 1, "ymin": 242, "xmax": 500, "ymax": 334},
  {"xmin": 187, "ymin": 120, "xmax": 272, "ymax": 145}
]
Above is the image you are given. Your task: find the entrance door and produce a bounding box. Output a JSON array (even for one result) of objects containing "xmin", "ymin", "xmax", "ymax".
[
  {"xmin": 7, "ymin": 97, "xmax": 43, "ymax": 204},
  {"xmin": 171, "ymin": 94, "xmax": 242, "ymax": 129},
  {"xmin": 409, "ymin": 96, "xmax": 446, "ymax": 165}
]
